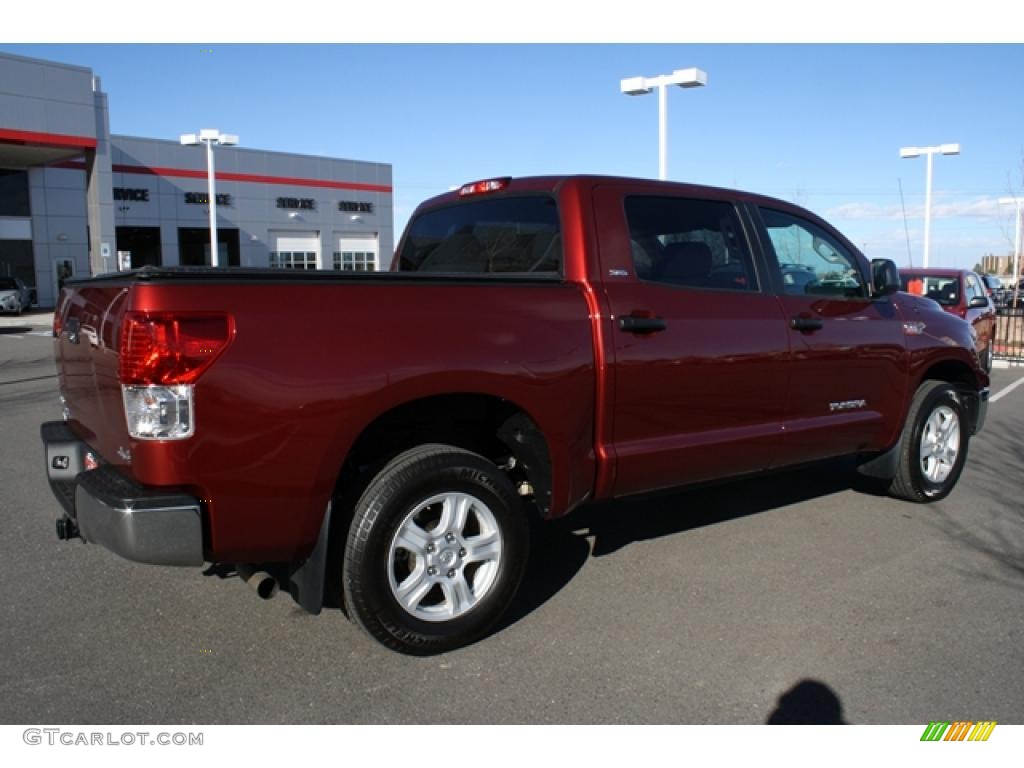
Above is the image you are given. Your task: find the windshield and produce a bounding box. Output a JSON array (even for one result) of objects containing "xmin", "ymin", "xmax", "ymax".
[
  {"xmin": 0, "ymin": 277, "xmax": 18, "ymax": 290},
  {"xmin": 901, "ymin": 274, "xmax": 960, "ymax": 306},
  {"xmin": 399, "ymin": 196, "xmax": 561, "ymax": 275}
]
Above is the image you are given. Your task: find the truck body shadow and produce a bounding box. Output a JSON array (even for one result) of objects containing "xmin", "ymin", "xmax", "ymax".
[
  {"xmin": 499, "ymin": 457, "xmax": 865, "ymax": 632},
  {"xmin": 203, "ymin": 456, "xmax": 876, "ymax": 639}
]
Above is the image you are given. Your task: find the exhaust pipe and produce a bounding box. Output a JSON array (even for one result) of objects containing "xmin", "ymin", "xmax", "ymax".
[
  {"xmin": 56, "ymin": 517, "xmax": 80, "ymax": 541},
  {"xmin": 237, "ymin": 565, "xmax": 279, "ymax": 600}
]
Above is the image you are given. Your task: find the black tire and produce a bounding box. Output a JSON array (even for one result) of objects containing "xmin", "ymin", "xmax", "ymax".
[
  {"xmin": 888, "ymin": 381, "xmax": 969, "ymax": 503},
  {"xmin": 342, "ymin": 444, "xmax": 529, "ymax": 655},
  {"xmin": 982, "ymin": 343, "xmax": 993, "ymax": 374}
]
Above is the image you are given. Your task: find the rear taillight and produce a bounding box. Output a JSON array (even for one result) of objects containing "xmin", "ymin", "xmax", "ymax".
[
  {"xmin": 119, "ymin": 313, "xmax": 233, "ymax": 386},
  {"xmin": 118, "ymin": 313, "xmax": 233, "ymax": 441}
]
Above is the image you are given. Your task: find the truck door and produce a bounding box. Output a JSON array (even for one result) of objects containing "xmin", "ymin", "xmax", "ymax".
[
  {"xmin": 753, "ymin": 206, "xmax": 907, "ymax": 463},
  {"xmin": 593, "ymin": 187, "xmax": 791, "ymax": 498}
]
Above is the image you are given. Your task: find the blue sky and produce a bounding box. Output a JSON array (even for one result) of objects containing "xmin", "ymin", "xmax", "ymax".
[{"xmin": 5, "ymin": 43, "xmax": 1024, "ymax": 271}]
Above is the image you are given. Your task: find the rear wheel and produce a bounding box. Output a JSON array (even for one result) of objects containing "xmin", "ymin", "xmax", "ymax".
[
  {"xmin": 342, "ymin": 444, "xmax": 529, "ymax": 655},
  {"xmin": 888, "ymin": 381, "xmax": 969, "ymax": 502}
]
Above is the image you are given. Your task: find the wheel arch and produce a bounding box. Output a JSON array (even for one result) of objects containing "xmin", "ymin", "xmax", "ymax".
[
  {"xmin": 915, "ymin": 358, "xmax": 985, "ymax": 435},
  {"xmin": 335, "ymin": 392, "xmax": 555, "ymax": 521},
  {"xmin": 860, "ymin": 358, "xmax": 982, "ymax": 481}
]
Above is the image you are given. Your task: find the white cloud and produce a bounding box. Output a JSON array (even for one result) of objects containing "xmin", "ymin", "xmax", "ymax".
[
  {"xmin": 826, "ymin": 202, "xmax": 903, "ymax": 221},
  {"xmin": 826, "ymin": 196, "xmax": 1010, "ymax": 222},
  {"xmin": 932, "ymin": 198, "xmax": 1005, "ymax": 219}
]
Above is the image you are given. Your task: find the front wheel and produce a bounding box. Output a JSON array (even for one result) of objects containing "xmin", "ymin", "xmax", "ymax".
[
  {"xmin": 888, "ymin": 381, "xmax": 969, "ymax": 503},
  {"xmin": 342, "ymin": 444, "xmax": 529, "ymax": 655}
]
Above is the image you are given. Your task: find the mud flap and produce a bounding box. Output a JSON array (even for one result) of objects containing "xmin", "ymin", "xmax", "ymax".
[{"xmin": 287, "ymin": 502, "xmax": 331, "ymax": 614}]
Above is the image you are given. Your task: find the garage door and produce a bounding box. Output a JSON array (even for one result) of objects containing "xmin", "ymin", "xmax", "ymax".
[
  {"xmin": 334, "ymin": 233, "xmax": 379, "ymax": 272},
  {"xmin": 269, "ymin": 231, "xmax": 320, "ymax": 270}
]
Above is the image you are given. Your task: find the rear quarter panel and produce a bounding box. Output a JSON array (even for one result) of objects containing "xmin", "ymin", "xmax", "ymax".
[{"xmin": 113, "ymin": 278, "xmax": 596, "ymax": 562}]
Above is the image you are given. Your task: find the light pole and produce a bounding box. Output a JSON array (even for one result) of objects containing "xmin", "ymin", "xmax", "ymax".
[
  {"xmin": 999, "ymin": 196, "xmax": 1022, "ymax": 299},
  {"xmin": 180, "ymin": 129, "xmax": 239, "ymax": 267},
  {"xmin": 621, "ymin": 68, "xmax": 707, "ymax": 181},
  {"xmin": 899, "ymin": 143, "xmax": 960, "ymax": 268}
]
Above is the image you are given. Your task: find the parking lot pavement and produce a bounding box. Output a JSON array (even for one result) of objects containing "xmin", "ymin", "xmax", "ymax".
[
  {"xmin": 0, "ymin": 310, "xmax": 53, "ymax": 329},
  {"xmin": 2, "ymin": 331, "xmax": 1023, "ymax": 724}
]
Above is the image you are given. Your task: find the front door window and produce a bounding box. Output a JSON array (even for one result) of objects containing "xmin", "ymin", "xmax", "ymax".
[{"xmin": 761, "ymin": 209, "xmax": 867, "ymax": 299}]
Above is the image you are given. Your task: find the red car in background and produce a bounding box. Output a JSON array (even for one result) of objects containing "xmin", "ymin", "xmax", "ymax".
[{"xmin": 901, "ymin": 268, "xmax": 996, "ymax": 371}]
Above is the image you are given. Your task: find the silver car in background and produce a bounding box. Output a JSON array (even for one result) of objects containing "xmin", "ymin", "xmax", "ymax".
[{"xmin": 0, "ymin": 276, "xmax": 32, "ymax": 315}]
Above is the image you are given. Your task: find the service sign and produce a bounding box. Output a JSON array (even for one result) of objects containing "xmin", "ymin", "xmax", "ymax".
[
  {"xmin": 185, "ymin": 192, "xmax": 232, "ymax": 206},
  {"xmin": 113, "ymin": 188, "xmax": 150, "ymax": 202},
  {"xmin": 276, "ymin": 197, "xmax": 316, "ymax": 210},
  {"xmin": 339, "ymin": 201, "xmax": 374, "ymax": 213}
]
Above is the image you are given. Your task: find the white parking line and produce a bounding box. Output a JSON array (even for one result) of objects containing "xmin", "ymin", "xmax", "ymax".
[{"xmin": 991, "ymin": 376, "xmax": 1024, "ymax": 404}]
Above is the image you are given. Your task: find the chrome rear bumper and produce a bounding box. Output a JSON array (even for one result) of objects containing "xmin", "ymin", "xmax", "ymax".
[{"xmin": 41, "ymin": 421, "xmax": 204, "ymax": 566}]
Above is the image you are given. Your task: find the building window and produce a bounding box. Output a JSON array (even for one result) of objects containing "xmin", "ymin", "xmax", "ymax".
[
  {"xmin": 0, "ymin": 170, "xmax": 31, "ymax": 217},
  {"xmin": 0, "ymin": 239, "xmax": 35, "ymax": 287},
  {"xmin": 270, "ymin": 251, "xmax": 317, "ymax": 270},
  {"xmin": 333, "ymin": 251, "xmax": 377, "ymax": 271}
]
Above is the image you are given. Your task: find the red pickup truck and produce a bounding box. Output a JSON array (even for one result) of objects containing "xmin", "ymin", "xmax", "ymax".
[{"xmin": 42, "ymin": 175, "xmax": 989, "ymax": 654}]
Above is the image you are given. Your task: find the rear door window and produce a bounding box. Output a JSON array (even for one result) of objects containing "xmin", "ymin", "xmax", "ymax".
[
  {"xmin": 399, "ymin": 196, "xmax": 561, "ymax": 274},
  {"xmin": 624, "ymin": 196, "xmax": 758, "ymax": 292}
]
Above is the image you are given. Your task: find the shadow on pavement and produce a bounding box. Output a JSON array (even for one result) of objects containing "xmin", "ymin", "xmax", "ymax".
[
  {"xmin": 766, "ymin": 679, "xmax": 847, "ymax": 724},
  {"xmin": 564, "ymin": 456, "xmax": 860, "ymax": 558},
  {"xmin": 927, "ymin": 418, "xmax": 1024, "ymax": 588},
  {"xmin": 499, "ymin": 457, "xmax": 863, "ymax": 633}
]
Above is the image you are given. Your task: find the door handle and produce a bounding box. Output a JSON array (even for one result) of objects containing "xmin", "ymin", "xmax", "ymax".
[
  {"xmin": 619, "ymin": 315, "xmax": 667, "ymax": 333},
  {"xmin": 790, "ymin": 315, "xmax": 824, "ymax": 332}
]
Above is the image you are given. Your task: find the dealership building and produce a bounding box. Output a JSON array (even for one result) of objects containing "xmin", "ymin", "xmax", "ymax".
[{"xmin": 0, "ymin": 51, "xmax": 394, "ymax": 308}]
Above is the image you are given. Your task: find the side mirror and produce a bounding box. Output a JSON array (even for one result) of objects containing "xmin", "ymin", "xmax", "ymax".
[
  {"xmin": 968, "ymin": 295, "xmax": 989, "ymax": 309},
  {"xmin": 871, "ymin": 258, "xmax": 900, "ymax": 296}
]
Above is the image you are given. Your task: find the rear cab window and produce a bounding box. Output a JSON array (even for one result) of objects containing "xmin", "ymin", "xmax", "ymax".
[{"xmin": 398, "ymin": 196, "xmax": 561, "ymax": 275}]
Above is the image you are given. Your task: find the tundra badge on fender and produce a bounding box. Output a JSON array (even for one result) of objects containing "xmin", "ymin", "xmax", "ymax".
[{"xmin": 829, "ymin": 399, "xmax": 867, "ymax": 412}]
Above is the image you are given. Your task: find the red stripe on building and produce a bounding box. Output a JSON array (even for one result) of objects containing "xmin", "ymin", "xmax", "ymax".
[
  {"xmin": 0, "ymin": 128, "xmax": 97, "ymax": 149},
  {"xmin": 111, "ymin": 164, "xmax": 391, "ymax": 193}
]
